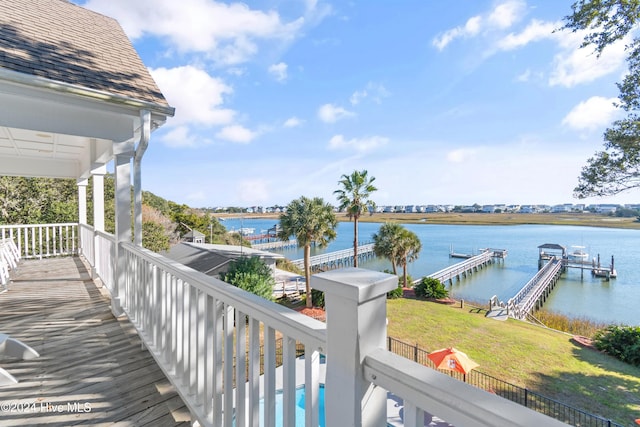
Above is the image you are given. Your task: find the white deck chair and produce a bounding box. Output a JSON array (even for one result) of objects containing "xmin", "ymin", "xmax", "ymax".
[{"xmin": 0, "ymin": 333, "xmax": 39, "ymax": 386}]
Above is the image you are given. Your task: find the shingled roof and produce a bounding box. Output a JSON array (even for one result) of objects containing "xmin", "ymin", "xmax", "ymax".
[{"xmin": 0, "ymin": 0, "xmax": 170, "ymax": 108}]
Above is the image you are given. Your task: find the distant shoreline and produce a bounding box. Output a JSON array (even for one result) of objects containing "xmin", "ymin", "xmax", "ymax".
[{"xmin": 216, "ymin": 212, "xmax": 640, "ymax": 230}]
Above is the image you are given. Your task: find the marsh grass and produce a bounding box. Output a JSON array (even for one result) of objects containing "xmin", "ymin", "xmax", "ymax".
[{"xmin": 532, "ymin": 309, "xmax": 609, "ymax": 338}]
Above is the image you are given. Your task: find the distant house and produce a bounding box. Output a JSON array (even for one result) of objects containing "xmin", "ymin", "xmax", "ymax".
[
  {"xmin": 594, "ymin": 204, "xmax": 620, "ymax": 214},
  {"xmin": 183, "ymin": 230, "xmax": 206, "ymax": 244},
  {"xmin": 481, "ymin": 205, "xmax": 496, "ymax": 213}
]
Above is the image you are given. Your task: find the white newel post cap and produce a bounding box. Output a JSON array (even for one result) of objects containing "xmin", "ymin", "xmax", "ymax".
[
  {"xmin": 312, "ymin": 267, "xmax": 398, "ymax": 303},
  {"xmin": 312, "ymin": 267, "xmax": 397, "ymax": 427}
]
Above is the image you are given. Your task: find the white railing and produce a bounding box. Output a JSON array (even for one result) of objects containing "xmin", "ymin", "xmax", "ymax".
[
  {"xmin": 291, "ymin": 243, "xmax": 375, "ymax": 270},
  {"xmin": 94, "ymin": 231, "xmax": 115, "ymax": 293},
  {"xmin": 0, "ymin": 223, "xmax": 78, "ymax": 259},
  {"xmin": 119, "ymin": 242, "xmax": 326, "ymax": 427},
  {"xmin": 418, "ymin": 250, "xmax": 493, "ymax": 285},
  {"xmin": 79, "ymin": 223, "xmax": 95, "ymax": 267},
  {"xmin": 69, "ymin": 229, "xmax": 568, "ymax": 426}
]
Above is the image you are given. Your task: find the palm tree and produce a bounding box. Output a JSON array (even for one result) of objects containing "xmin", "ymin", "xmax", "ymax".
[
  {"xmin": 278, "ymin": 196, "xmax": 337, "ymax": 308},
  {"xmin": 334, "ymin": 169, "xmax": 377, "ymax": 267},
  {"xmin": 372, "ymin": 222, "xmax": 404, "ymax": 275},
  {"xmin": 395, "ymin": 228, "xmax": 422, "ymax": 288},
  {"xmin": 372, "ymin": 222, "xmax": 422, "ymax": 287}
]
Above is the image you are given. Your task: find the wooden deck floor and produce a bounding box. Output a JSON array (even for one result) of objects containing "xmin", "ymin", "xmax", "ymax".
[{"xmin": 0, "ymin": 257, "xmax": 190, "ymax": 427}]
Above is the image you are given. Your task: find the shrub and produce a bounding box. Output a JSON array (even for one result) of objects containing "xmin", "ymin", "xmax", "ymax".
[
  {"xmin": 382, "ymin": 269, "xmax": 406, "ymax": 299},
  {"xmin": 414, "ymin": 277, "xmax": 448, "ymax": 299},
  {"xmin": 222, "ymin": 256, "xmax": 274, "ymax": 301},
  {"xmin": 593, "ymin": 325, "xmax": 640, "ymax": 366},
  {"xmin": 387, "ymin": 284, "xmax": 404, "ymax": 299},
  {"xmin": 311, "ymin": 289, "xmax": 325, "ymax": 308}
]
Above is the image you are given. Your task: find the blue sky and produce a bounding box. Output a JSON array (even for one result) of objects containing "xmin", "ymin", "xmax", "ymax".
[{"xmin": 75, "ymin": 0, "xmax": 636, "ymax": 208}]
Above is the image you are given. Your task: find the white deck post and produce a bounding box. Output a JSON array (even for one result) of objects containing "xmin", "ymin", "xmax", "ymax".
[
  {"xmin": 90, "ymin": 166, "xmax": 105, "ymax": 280},
  {"xmin": 312, "ymin": 267, "xmax": 397, "ymax": 427},
  {"xmin": 113, "ymin": 151, "xmax": 132, "ymax": 316},
  {"xmin": 77, "ymin": 179, "xmax": 88, "ymax": 225}
]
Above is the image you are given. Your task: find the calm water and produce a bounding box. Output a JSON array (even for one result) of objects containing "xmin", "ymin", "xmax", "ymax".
[{"xmin": 224, "ymin": 218, "xmax": 639, "ymax": 326}]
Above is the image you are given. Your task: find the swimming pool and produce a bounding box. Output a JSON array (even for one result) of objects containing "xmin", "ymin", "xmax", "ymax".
[{"xmin": 259, "ymin": 385, "xmax": 326, "ymax": 427}]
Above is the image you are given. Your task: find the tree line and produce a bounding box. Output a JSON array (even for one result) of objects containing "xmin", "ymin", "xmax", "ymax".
[{"xmin": 0, "ymin": 175, "xmax": 241, "ymax": 252}]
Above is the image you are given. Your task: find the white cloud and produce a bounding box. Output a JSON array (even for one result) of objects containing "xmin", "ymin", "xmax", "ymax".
[
  {"xmin": 328, "ymin": 135, "xmax": 388, "ymax": 152},
  {"xmin": 350, "ymin": 90, "xmax": 367, "ymax": 105},
  {"xmin": 283, "ymin": 117, "xmax": 304, "ymax": 128},
  {"xmin": 549, "ymin": 32, "xmax": 628, "ymax": 87},
  {"xmin": 268, "ymin": 62, "xmax": 288, "ymax": 82},
  {"xmin": 216, "ymin": 125, "xmax": 257, "ymax": 143},
  {"xmin": 158, "ymin": 126, "xmax": 201, "ymax": 148},
  {"xmin": 433, "ymin": 0, "xmax": 525, "ymax": 50},
  {"xmin": 350, "ymin": 82, "xmax": 390, "ymax": 105},
  {"xmin": 488, "ymin": 0, "xmax": 526, "ymax": 29},
  {"xmin": 151, "ymin": 66, "xmax": 235, "ymax": 127},
  {"xmin": 83, "ymin": 0, "xmax": 304, "ymax": 66},
  {"xmin": 318, "ymin": 104, "xmax": 355, "ymax": 123},
  {"xmin": 562, "ymin": 96, "xmax": 620, "ymax": 132},
  {"xmin": 496, "ymin": 19, "xmax": 557, "ymax": 51},
  {"xmin": 237, "ymin": 179, "xmax": 270, "ymax": 203},
  {"xmin": 447, "ymin": 148, "xmax": 478, "ymax": 163}
]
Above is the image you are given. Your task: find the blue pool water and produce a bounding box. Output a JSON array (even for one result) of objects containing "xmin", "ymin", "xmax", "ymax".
[{"xmin": 259, "ymin": 385, "xmax": 326, "ymax": 427}]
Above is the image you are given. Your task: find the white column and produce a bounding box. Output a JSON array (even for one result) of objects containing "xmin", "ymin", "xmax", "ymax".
[
  {"xmin": 77, "ymin": 179, "xmax": 88, "ymax": 225},
  {"xmin": 113, "ymin": 153, "xmax": 132, "ymax": 316},
  {"xmin": 90, "ymin": 166, "xmax": 106, "ymax": 280},
  {"xmin": 92, "ymin": 168, "xmax": 105, "ymax": 233},
  {"xmin": 312, "ymin": 267, "xmax": 397, "ymax": 427}
]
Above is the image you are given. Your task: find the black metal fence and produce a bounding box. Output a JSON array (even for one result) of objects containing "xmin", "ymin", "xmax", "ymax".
[{"xmin": 388, "ymin": 336, "xmax": 625, "ymax": 427}]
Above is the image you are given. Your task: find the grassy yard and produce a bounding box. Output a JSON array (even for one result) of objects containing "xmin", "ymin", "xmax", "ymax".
[{"xmin": 386, "ymin": 298, "xmax": 640, "ymax": 425}]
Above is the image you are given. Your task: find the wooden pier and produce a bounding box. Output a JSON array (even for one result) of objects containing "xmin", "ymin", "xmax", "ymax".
[
  {"xmin": 291, "ymin": 243, "xmax": 375, "ymax": 272},
  {"xmin": 488, "ymin": 242, "xmax": 618, "ymax": 321},
  {"xmin": 488, "ymin": 256, "xmax": 564, "ymax": 321},
  {"xmin": 416, "ymin": 249, "xmax": 507, "ymax": 286},
  {"xmin": 252, "ymin": 239, "xmax": 298, "ymax": 251}
]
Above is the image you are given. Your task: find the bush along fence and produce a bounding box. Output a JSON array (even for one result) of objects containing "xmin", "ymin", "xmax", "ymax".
[{"xmin": 387, "ymin": 336, "xmax": 625, "ymax": 427}]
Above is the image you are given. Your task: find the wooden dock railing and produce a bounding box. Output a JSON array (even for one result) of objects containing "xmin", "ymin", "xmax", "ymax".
[{"xmin": 291, "ymin": 243, "xmax": 375, "ymax": 272}]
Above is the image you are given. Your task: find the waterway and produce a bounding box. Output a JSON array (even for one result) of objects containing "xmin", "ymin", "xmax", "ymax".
[{"xmin": 223, "ymin": 218, "xmax": 639, "ymax": 326}]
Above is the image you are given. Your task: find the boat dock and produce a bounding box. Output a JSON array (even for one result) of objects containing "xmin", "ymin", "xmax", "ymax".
[
  {"xmin": 415, "ymin": 248, "xmax": 507, "ymax": 286},
  {"xmin": 252, "ymin": 239, "xmax": 298, "ymax": 251},
  {"xmin": 488, "ymin": 243, "xmax": 618, "ymax": 321},
  {"xmin": 488, "ymin": 256, "xmax": 564, "ymax": 321},
  {"xmin": 291, "ymin": 243, "xmax": 375, "ymax": 272}
]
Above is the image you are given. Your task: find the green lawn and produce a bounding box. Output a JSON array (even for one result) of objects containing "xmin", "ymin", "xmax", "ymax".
[{"xmin": 386, "ymin": 298, "xmax": 640, "ymax": 425}]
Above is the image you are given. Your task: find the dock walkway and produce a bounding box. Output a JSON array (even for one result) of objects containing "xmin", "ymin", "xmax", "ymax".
[
  {"xmin": 0, "ymin": 257, "xmax": 189, "ymax": 426},
  {"xmin": 291, "ymin": 243, "xmax": 375, "ymax": 272},
  {"xmin": 488, "ymin": 257, "xmax": 564, "ymax": 321},
  {"xmin": 420, "ymin": 249, "xmax": 503, "ymax": 285}
]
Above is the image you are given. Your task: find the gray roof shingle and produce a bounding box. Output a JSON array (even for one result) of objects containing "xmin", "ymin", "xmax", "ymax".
[{"xmin": 0, "ymin": 0, "xmax": 169, "ymax": 107}]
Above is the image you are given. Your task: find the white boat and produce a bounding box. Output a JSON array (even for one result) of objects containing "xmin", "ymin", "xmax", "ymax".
[
  {"xmin": 567, "ymin": 245, "xmax": 589, "ymax": 263},
  {"xmin": 238, "ymin": 227, "xmax": 255, "ymax": 236}
]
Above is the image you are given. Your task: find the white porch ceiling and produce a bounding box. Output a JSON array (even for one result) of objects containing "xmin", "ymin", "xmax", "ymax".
[{"xmin": 0, "ymin": 126, "xmax": 113, "ymax": 179}]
